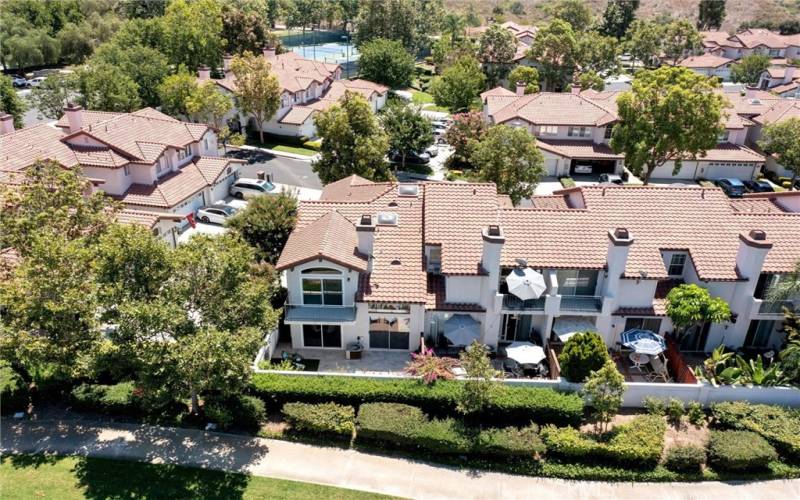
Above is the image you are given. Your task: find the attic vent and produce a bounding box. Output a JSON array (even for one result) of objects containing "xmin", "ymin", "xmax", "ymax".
[
  {"xmin": 750, "ymin": 98, "xmax": 762, "ymax": 105},
  {"xmin": 397, "ymin": 184, "xmax": 419, "ymax": 197},
  {"xmin": 487, "ymin": 225, "xmax": 501, "ymax": 236},
  {"xmin": 390, "ymin": 259, "xmax": 401, "ymax": 265},
  {"xmin": 377, "ymin": 211, "xmax": 398, "ymax": 225},
  {"xmin": 388, "ymin": 201, "xmax": 398, "ymax": 207},
  {"xmin": 359, "ymin": 214, "xmax": 373, "ymax": 226}
]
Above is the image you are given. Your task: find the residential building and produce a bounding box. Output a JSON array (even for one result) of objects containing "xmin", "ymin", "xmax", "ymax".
[
  {"xmin": 480, "ymin": 85, "xmax": 764, "ymax": 180},
  {"xmin": 276, "ymin": 176, "xmax": 800, "ymax": 356},
  {"xmin": 204, "ymin": 49, "xmax": 388, "ymax": 139},
  {"xmin": 701, "ymin": 29, "xmax": 800, "ymax": 61},
  {"xmin": 0, "ymin": 107, "xmax": 242, "ymax": 246},
  {"xmin": 757, "ymin": 65, "xmax": 800, "ymax": 93},
  {"xmin": 678, "ymin": 54, "xmax": 735, "ymax": 81},
  {"xmin": 747, "ymin": 98, "xmax": 800, "ymax": 179}
]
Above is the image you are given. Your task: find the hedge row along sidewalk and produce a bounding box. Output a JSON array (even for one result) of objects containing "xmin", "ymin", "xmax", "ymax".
[{"xmin": 250, "ymin": 373, "xmax": 584, "ymax": 426}]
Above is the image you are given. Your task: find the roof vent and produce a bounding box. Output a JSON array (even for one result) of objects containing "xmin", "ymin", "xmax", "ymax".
[
  {"xmin": 390, "ymin": 259, "xmax": 401, "ymax": 265},
  {"xmin": 377, "ymin": 211, "xmax": 398, "ymax": 225},
  {"xmin": 359, "ymin": 214, "xmax": 373, "ymax": 226},
  {"xmin": 398, "ymin": 184, "xmax": 419, "ymax": 197},
  {"xmin": 751, "ymin": 98, "xmax": 762, "ymax": 105},
  {"xmin": 614, "ymin": 228, "xmax": 629, "ymax": 239},
  {"xmin": 388, "ymin": 201, "xmax": 398, "ymax": 207},
  {"xmin": 487, "ymin": 225, "xmax": 501, "ymax": 236},
  {"xmin": 749, "ymin": 229, "xmax": 767, "ymax": 241}
]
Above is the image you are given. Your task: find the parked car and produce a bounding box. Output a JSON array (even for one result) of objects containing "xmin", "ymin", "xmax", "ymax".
[
  {"xmin": 11, "ymin": 76, "xmax": 27, "ymax": 88},
  {"xmin": 196, "ymin": 204, "xmax": 238, "ymax": 225},
  {"xmin": 389, "ymin": 151, "xmax": 430, "ymax": 165},
  {"xmin": 715, "ymin": 178, "xmax": 746, "ymax": 198},
  {"xmin": 27, "ymin": 76, "xmax": 46, "ymax": 87},
  {"xmin": 743, "ymin": 180, "xmax": 774, "ymax": 193},
  {"xmin": 599, "ymin": 173, "xmax": 624, "ymax": 185},
  {"xmin": 431, "ymin": 122, "xmax": 449, "ymax": 134},
  {"xmin": 573, "ymin": 164, "xmax": 593, "ymax": 174},
  {"xmin": 229, "ymin": 178, "xmax": 276, "ymax": 199},
  {"xmin": 425, "ymin": 145, "xmax": 439, "ymax": 157}
]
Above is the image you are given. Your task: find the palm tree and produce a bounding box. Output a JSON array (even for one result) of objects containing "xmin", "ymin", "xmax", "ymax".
[{"xmin": 767, "ymin": 261, "xmax": 800, "ymax": 303}]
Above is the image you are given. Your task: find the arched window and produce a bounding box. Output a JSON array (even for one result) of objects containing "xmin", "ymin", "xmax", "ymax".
[
  {"xmin": 301, "ymin": 267, "xmax": 343, "ymax": 305},
  {"xmin": 301, "ymin": 267, "xmax": 341, "ymax": 274}
]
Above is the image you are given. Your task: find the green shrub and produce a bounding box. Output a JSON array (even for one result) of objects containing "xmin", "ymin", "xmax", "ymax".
[
  {"xmin": 414, "ymin": 417, "xmax": 472, "ymax": 454},
  {"xmin": 251, "ymin": 374, "xmax": 583, "ymax": 426},
  {"xmin": 204, "ymin": 402, "xmax": 234, "ymax": 429},
  {"xmin": 302, "ymin": 139, "xmax": 322, "ymax": 151},
  {"xmin": 707, "ymin": 430, "xmax": 777, "ymax": 471},
  {"xmin": 0, "ymin": 362, "xmax": 28, "ymax": 415},
  {"xmin": 357, "ymin": 402, "xmax": 427, "ymax": 448},
  {"xmin": 559, "ymin": 176, "xmax": 576, "ymax": 188},
  {"xmin": 711, "ymin": 401, "xmax": 800, "ymax": 460},
  {"xmin": 665, "ymin": 398, "xmax": 684, "ymax": 426},
  {"xmin": 476, "ymin": 424, "xmax": 546, "ymax": 459},
  {"xmin": 687, "ymin": 401, "xmax": 705, "ymax": 426},
  {"xmin": 541, "ymin": 415, "xmax": 666, "ymax": 468},
  {"xmin": 558, "ymin": 331, "xmax": 610, "ymax": 382},
  {"xmin": 70, "ymin": 382, "xmax": 141, "ymax": 415},
  {"xmin": 282, "ymin": 402, "xmax": 355, "ymax": 436},
  {"xmin": 642, "ymin": 397, "xmax": 665, "ymax": 416},
  {"xmin": 664, "ymin": 445, "xmax": 705, "ymax": 472}
]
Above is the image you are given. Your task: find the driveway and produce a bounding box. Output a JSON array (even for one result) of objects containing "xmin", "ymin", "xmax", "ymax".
[
  {"xmin": 225, "ymin": 149, "xmax": 323, "ymax": 190},
  {"xmin": 3, "ymin": 419, "xmax": 798, "ymax": 500}
]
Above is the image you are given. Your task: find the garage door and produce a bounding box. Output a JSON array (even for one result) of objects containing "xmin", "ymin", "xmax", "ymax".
[
  {"xmin": 210, "ymin": 171, "xmax": 236, "ymax": 203},
  {"xmin": 176, "ymin": 192, "xmax": 205, "ymax": 227},
  {"xmin": 704, "ymin": 162, "xmax": 756, "ymax": 180}
]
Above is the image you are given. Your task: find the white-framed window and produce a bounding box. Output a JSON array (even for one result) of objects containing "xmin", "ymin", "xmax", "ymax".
[
  {"xmin": 568, "ymin": 126, "xmax": 591, "ymax": 138},
  {"xmin": 302, "ymin": 324, "xmax": 342, "ymax": 348},
  {"xmin": 301, "ymin": 267, "xmax": 344, "ymax": 306},
  {"xmin": 604, "ymin": 126, "xmax": 614, "ymax": 139},
  {"xmin": 123, "ymin": 165, "xmax": 130, "ymax": 176},
  {"xmin": 668, "ymin": 254, "xmax": 687, "ymax": 276},
  {"xmin": 718, "ymin": 130, "xmax": 730, "ymax": 143},
  {"xmin": 540, "ymin": 125, "xmax": 558, "ymax": 135},
  {"xmin": 177, "ymin": 145, "xmax": 192, "ymax": 160}
]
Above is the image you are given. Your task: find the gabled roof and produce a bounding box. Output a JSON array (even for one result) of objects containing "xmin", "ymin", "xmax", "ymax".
[
  {"xmin": 275, "ymin": 211, "xmax": 368, "ymax": 272},
  {"xmin": 679, "ymin": 54, "xmax": 733, "ymax": 68},
  {"xmin": 751, "ymin": 99, "xmax": 800, "ymax": 125},
  {"xmin": 536, "ymin": 139, "xmax": 623, "ymax": 160},
  {"xmin": 320, "ymin": 174, "xmax": 393, "ymax": 202},
  {"xmin": 489, "ymin": 92, "xmax": 618, "ymax": 127}
]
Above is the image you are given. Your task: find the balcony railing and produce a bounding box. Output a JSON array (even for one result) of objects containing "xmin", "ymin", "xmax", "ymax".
[
  {"xmin": 502, "ymin": 294, "xmax": 546, "ymax": 311},
  {"xmin": 560, "ymin": 295, "xmax": 603, "ymax": 313},
  {"xmin": 758, "ymin": 300, "xmax": 797, "ymax": 315}
]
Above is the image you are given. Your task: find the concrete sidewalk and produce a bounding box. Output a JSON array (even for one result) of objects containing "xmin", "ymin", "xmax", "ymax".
[{"xmin": 2, "ymin": 419, "xmax": 798, "ymax": 500}]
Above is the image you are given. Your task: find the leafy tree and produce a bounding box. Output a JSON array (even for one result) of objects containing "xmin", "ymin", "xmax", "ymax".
[
  {"xmin": 358, "ymin": 38, "xmax": 416, "ymax": 88},
  {"xmin": 576, "ymin": 31, "xmax": 620, "ymax": 75},
  {"xmin": 577, "ymin": 70, "xmax": 605, "ymax": 91},
  {"xmin": 457, "ymin": 340, "xmax": 502, "ymax": 416},
  {"xmin": 582, "ymin": 361, "xmax": 625, "ymax": 433},
  {"xmin": 431, "ymin": 34, "xmax": 475, "ymax": 73},
  {"xmin": 380, "ymin": 101, "xmax": 433, "ymax": 171},
  {"xmin": 56, "ymin": 22, "xmax": 94, "ymax": 64},
  {"xmin": 765, "ymin": 261, "xmax": 800, "ymax": 302},
  {"xmin": 0, "ymin": 76, "xmax": 27, "ymax": 129},
  {"xmin": 354, "ymin": 0, "xmax": 435, "ymax": 54},
  {"xmin": 779, "ymin": 307, "xmax": 800, "ymax": 386},
  {"xmin": 121, "ymin": 0, "xmax": 167, "ymax": 19},
  {"xmin": 27, "ymin": 73, "xmax": 76, "ymax": 120},
  {"xmin": 444, "ymin": 111, "xmax": 487, "ymax": 165},
  {"xmin": 600, "ymin": 0, "xmax": 639, "ymax": 39},
  {"xmin": 229, "ymin": 51, "xmax": 281, "ymax": 143},
  {"xmin": 221, "ymin": 3, "xmax": 271, "ymax": 54},
  {"xmin": 665, "ymin": 284, "xmax": 732, "ymax": 341},
  {"xmin": 186, "ymin": 81, "xmax": 233, "ymax": 130},
  {"xmin": 160, "ymin": 0, "xmax": 224, "ymax": 70},
  {"xmin": 88, "ymin": 42, "xmax": 171, "ymax": 107},
  {"xmin": 226, "ymin": 191, "xmax": 298, "ymax": 263},
  {"xmin": 526, "ymin": 19, "xmax": 578, "ymax": 91},
  {"xmin": 429, "ymin": 55, "xmax": 486, "ymax": 112},
  {"xmin": 662, "ymin": 20, "xmax": 702, "ymax": 65},
  {"xmin": 157, "ymin": 68, "xmax": 199, "ymax": 118},
  {"xmin": 442, "ymin": 13, "xmax": 465, "ymax": 40},
  {"xmin": 610, "ymin": 66, "xmax": 725, "ymax": 184},
  {"xmin": 698, "ymin": 0, "xmax": 726, "ymax": 30},
  {"xmin": 76, "ymin": 62, "xmax": 141, "ymax": 112},
  {"xmin": 548, "ymin": 0, "xmax": 594, "ymax": 31},
  {"xmin": 404, "ymin": 347, "xmax": 457, "ymax": 383},
  {"xmin": 338, "ymin": 0, "xmax": 361, "ymax": 31},
  {"xmin": 558, "ymin": 331, "xmax": 611, "ymax": 382},
  {"xmin": 507, "ymin": 66, "xmax": 540, "ymax": 94},
  {"xmin": 625, "ymin": 20, "xmax": 665, "ymax": 69},
  {"xmin": 478, "ymin": 23, "xmax": 518, "ymax": 86},
  {"xmin": 218, "ymin": 126, "xmax": 246, "ymax": 152},
  {"xmin": 0, "ymin": 23, "xmax": 60, "ymax": 70},
  {"xmin": 470, "ymin": 125, "xmax": 544, "ymax": 204},
  {"xmin": 730, "ymin": 54, "xmax": 771, "ymax": 86},
  {"xmin": 313, "ymin": 91, "xmax": 391, "ymax": 183}
]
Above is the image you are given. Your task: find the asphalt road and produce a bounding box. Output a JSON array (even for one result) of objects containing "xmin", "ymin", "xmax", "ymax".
[{"xmin": 226, "ymin": 149, "xmax": 323, "ymax": 190}]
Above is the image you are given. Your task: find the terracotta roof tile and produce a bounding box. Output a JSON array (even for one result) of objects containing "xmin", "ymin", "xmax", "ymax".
[
  {"xmin": 536, "ymin": 139, "xmax": 623, "ymax": 159},
  {"xmin": 276, "ymin": 211, "xmax": 367, "ymax": 272},
  {"xmin": 320, "ymin": 175, "xmax": 393, "ymax": 202},
  {"xmin": 680, "ymin": 54, "xmax": 733, "ymax": 68},
  {"xmin": 490, "ymin": 92, "xmax": 617, "ymax": 127}
]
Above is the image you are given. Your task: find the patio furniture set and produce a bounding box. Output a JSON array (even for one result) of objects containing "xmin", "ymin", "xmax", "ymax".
[{"xmin": 618, "ymin": 329, "xmax": 672, "ymax": 382}]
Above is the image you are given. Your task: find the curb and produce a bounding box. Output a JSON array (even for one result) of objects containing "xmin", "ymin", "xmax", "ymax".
[{"xmin": 239, "ymin": 144, "xmax": 319, "ymax": 162}]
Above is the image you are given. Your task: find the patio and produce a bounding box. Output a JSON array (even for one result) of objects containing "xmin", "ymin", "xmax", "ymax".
[{"xmin": 275, "ymin": 344, "xmax": 412, "ymax": 375}]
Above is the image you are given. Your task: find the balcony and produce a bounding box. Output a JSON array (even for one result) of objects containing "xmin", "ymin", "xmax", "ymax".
[
  {"xmin": 502, "ymin": 294, "xmax": 546, "ymax": 311},
  {"xmin": 758, "ymin": 300, "xmax": 797, "ymax": 316},
  {"xmin": 284, "ymin": 305, "xmax": 357, "ymax": 324},
  {"xmin": 560, "ymin": 295, "xmax": 603, "ymax": 313}
]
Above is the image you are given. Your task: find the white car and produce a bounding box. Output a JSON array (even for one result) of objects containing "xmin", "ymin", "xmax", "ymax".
[
  {"xmin": 27, "ymin": 76, "xmax": 46, "ymax": 87},
  {"xmin": 196, "ymin": 204, "xmax": 238, "ymax": 225},
  {"xmin": 229, "ymin": 178, "xmax": 276, "ymax": 199},
  {"xmin": 573, "ymin": 164, "xmax": 593, "ymax": 174}
]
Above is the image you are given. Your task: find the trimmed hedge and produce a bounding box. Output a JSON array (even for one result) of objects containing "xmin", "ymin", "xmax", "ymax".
[
  {"xmin": 205, "ymin": 394, "xmax": 266, "ymax": 431},
  {"xmin": 71, "ymin": 382, "xmax": 142, "ymax": 416},
  {"xmin": 711, "ymin": 401, "xmax": 800, "ymax": 460},
  {"xmin": 707, "ymin": 430, "xmax": 778, "ymax": 472},
  {"xmin": 282, "ymin": 402, "xmax": 355, "ymax": 436},
  {"xmin": 0, "ymin": 362, "xmax": 28, "ymax": 415},
  {"xmin": 251, "ymin": 373, "xmax": 583, "ymax": 426},
  {"xmin": 540, "ymin": 415, "xmax": 666, "ymax": 468},
  {"xmin": 664, "ymin": 445, "xmax": 706, "ymax": 472},
  {"xmin": 476, "ymin": 424, "xmax": 546, "ymax": 459}
]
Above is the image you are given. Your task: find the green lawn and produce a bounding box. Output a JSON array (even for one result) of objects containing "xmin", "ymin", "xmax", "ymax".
[
  {"xmin": 1, "ymin": 454, "xmax": 394, "ymax": 500},
  {"xmin": 245, "ymin": 136, "xmax": 318, "ymax": 156},
  {"xmin": 408, "ymin": 90, "xmax": 451, "ymax": 113}
]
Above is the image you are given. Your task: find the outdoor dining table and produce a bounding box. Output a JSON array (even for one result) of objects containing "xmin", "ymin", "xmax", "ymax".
[{"xmin": 629, "ymin": 352, "xmax": 650, "ymax": 371}]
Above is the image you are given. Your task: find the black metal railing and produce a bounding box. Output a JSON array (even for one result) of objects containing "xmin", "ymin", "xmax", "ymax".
[
  {"xmin": 502, "ymin": 294, "xmax": 546, "ymax": 311},
  {"xmin": 560, "ymin": 295, "xmax": 603, "ymax": 312}
]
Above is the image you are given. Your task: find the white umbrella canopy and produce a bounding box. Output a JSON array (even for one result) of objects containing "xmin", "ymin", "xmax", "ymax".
[
  {"xmin": 621, "ymin": 329, "xmax": 666, "ymax": 356},
  {"xmin": 505, "ymin": 341, "xmax": 546, "ymax": 365},
  {"xmin": 505, "ymin": 268, "xmax": 547, "ymax": 301},
  {"xmin": 552, "ymin": 316, "xmax": 598, "ymax": 343},
  {"xmin": 444, "ymin": 314, "xmax": 481, "ymax": 346}
]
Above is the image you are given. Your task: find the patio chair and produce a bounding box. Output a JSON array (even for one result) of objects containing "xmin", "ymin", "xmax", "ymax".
[{"xmin": 646, "ymin": 355, "xmax": 670, "ymax": 383}]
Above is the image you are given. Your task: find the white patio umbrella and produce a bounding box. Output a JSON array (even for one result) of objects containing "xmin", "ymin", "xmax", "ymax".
[
  {"xmin": 443, "ymin": 314, "xmax": 481, "ymax": 346},
  {"xmin": 505, "ymin": 267, "xmax": 547, "ymax": 301},
  {"xmin": 620, "ymin": 329, "xmax": 666, "ymax": 356},
  {"xmin": 505, "ymin": 341, "xmax": 546, "ymax": 365},
  {"xmin": 552, "ymin": 316, "xmax": 598, "ymax": 343}
]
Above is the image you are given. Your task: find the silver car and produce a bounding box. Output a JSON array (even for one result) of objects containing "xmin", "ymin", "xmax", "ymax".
[
  {"xmin": 229, "ymin": 178, "xmax": 276, "ymax": 199},
  {"xmin": 196, "ymin": 204, "xmax": 238, "ymax": 225}
]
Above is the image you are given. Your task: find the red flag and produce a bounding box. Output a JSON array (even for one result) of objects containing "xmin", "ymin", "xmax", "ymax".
[{"xmin": 187, "ymin": 212, "xmax": 196, "ymax": 228}]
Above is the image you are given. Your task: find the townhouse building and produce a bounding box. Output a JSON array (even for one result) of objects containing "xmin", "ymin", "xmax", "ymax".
[
  {"xmin": 204, "ymin": 48, "xmax": 388, "ymax": 139},
  {"xmin": 480, "ymin": 85, "xmax": 764, "ymax": 180},
  {"xmin": 0, "ymin": 107, "xmax": 242, "ymax": 246},
  {"xmin": 678, "ymin": 54, "xmax": 734, "ymax": 81},
  {"xmin": 275, "ymin": 176, "xmax": 800, "ymax": 357},
  {"xmin": 701, "ymin": 29, "xmax": 800, "ymax": 62}
]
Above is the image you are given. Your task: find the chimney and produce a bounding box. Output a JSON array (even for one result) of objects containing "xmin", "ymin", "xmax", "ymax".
[
  {"xmin": 745, "ymin": 85, "xmax": 759, "ymax": 99},
  {"xmin": 480, "ymin": 225, "xmax": 506, "ymax": 348},
  {"xmin": 481, "ymin": 225, "xmax": 505, "ymax": 275},
  {"xmin": 222, "ymin": 54, "xmax": 232, "ymax": 73},
  {"xmin": 570, "ymin": 84, "xmax": 581, "ymax": 95},
  {"xmin": 63, "ymin": 103, "xmax": 83, "ymax": 134},
  {"xmin": 356, "ymin": 214, "xmax": 375, "ymax": 263},
  {"xmin": 198, "ymin": 65, "xmax": 211, "ymax": 81},
  {"xmin": 735, "ymin": 230, "xmax": 772, "ymax": 282},
  {"xmin": 515, "ymin": 81, "xmax": 526, "ymax": 96},
  {"xmin": 605, "ymin": 228, "xmax": 634, "ymax": 297},
  {"xmin": 0, "ymin": 113, "xmax": 14, "ymax": 135},
  {"xmin": 263, "ymin": 45, "xmax": 276, "ymax": 60},
  {"xmin": 784, "ymin": 65, "xmax": 797, "ymax": 84}
]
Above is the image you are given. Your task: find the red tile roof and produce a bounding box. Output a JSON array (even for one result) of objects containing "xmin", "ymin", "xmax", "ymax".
[
  {"xmin": 490, "ymin": 92, "xmax": 617, "ymax": 127},
  {"xmin": 275, "ymin": 211, "xmax": 368, "ymax": 272},
  {"xmin": 320, "ymin": 175, "xmax": 393, "ymax": 202},
  {"xmin": 536, "ymin": 139, "xmax": 623, "ymax": 160},
  {"xmin": 680, "ymin": 54, "xmax": 733, "ymax": 68}
]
